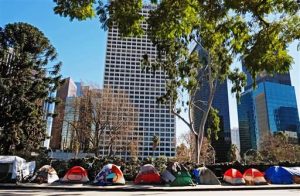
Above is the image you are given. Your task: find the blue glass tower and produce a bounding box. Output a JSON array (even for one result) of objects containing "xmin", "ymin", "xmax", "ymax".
[{"xmin": 238, "ymin": 80, "xmax": 300, "ymax": 154}]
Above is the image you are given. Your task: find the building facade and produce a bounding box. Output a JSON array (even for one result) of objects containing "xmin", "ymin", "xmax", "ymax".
[
  {"xmin": 50, "ymin": 77, "xmax": 79, "ymax": 150},
  {"xmin": 238, "ymin": 78, "xmax": 300, "ymax": 154},
  {"xmin": 103, "ymin": 5, "xmax": 176, "ymax": 159}
]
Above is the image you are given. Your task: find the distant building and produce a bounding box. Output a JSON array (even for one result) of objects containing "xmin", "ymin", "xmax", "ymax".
[
  {"xmin": 50, "ymin": 77, "xmax": 79, "ymax": 150},
  {"xmin": 238, "ymin": 77, "xmax": 300, "ymax": 154},
  {"xmin": 192, "ymin": 45, "xmax": 232, "ymax": 163},
  {"xmin": 103, "ymin": 5, "xmax": 176, "ymax": 159},
  {"xmin": 43, "ymin": 91, "xmax": 56, "ymax": 149}
]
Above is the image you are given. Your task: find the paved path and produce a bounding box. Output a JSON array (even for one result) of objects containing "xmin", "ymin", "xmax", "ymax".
[{"xmin": 0, "ymin": 189, "xmax": 299, "ymax": 196}]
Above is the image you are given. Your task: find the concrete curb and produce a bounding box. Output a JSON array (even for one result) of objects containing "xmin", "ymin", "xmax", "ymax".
[{"xmin": 0, "ymin": 183, "xmax": 300, "ymax": 192}]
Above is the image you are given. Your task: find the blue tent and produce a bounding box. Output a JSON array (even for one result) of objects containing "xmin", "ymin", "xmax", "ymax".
[{"xmin": 265, "ymin": 166, "xmax": 300, "ymax": 184}]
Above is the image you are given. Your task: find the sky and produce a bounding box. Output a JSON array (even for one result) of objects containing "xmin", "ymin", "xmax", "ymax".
[{"xmin": 1, "ymin": 0, "xmax": 299, "ymax": 137}]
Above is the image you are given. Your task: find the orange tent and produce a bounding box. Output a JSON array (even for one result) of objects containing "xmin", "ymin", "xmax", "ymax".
[
  {"xmin": 223, "ymin": 168, "xmax": 245, "ymax": 185},
  {"xmin": 243, "ymin": 168, "xmax": 267, "ymax": 185},
  {"xmin": 61, "ymin": 166, "xmax": 89, "ymax": 183}
]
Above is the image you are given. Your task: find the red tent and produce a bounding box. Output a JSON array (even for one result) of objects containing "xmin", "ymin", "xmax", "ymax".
[
  {"xmin": 243, "ymin": 168, "xmax": 267, "ymax": 185},
  {"xmin": 134, "ymin": 164, "xmax": 161, "ymax": 184},
  {"xmin": 223, "ymin": 168, "xmax": 245, "ymax": 185},
  {"xmin": 61, "ymin": 166, "xmax": 89, "ymax": 183}
]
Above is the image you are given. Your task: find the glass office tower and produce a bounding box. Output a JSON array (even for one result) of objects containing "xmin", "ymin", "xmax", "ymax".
[
  {"xmin": 103, "ymin": 5, "xmax": 176, "ymax": 159},
  {"xmin": 238, "ymin": 81, "xmax": 300, "ymax": 154}
]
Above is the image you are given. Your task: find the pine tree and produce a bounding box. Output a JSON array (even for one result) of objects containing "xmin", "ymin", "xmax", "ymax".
[{"xmin": 0, "ymin": 23, "xmax": 62, "ymax": 155}]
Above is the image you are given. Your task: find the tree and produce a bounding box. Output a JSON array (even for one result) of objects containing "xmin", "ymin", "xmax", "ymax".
[
  {"xmin": 176, "ymin": 143, "xmax": 190, "ymax": 162},
  {"xmin": 53, "ymin": 0, "xmax": 300, "ymax": 163},
  {"xmin": 227, "ymin": 144, "xmax": 241, "ymax": 163},
  {"xmin": 152, "ymin": 135, "xmax": 160, "ymax": 154},
  {"xmin": 0, "ymin": 23, "xmax": 62, "ymax": 155},
  {"xmin": 64, "ymin": 87, "xmax": 138, "ymax": 157},
  {"xmin": 243, "ymin": 149, "xmax": 263, "ymax": 165},
  {"xmin": 177, "ymin": 132, "xmax": 195, "ymax": 162},
  {"xmin": 259, "ymin": 132, "xmax": 300, "ymax": 163}
]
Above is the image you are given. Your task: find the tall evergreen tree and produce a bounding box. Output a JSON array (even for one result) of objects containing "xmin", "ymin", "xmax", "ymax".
[{"xmin": 0, "ymin": 23, "xmax": 62, "ymax": 155}]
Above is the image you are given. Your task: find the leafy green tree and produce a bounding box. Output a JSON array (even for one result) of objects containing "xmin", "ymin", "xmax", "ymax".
[
  {"xmin": 0, "ymin": 23, "xmax": 62, "ymax": 155},
  {"xmin": 53, "ymin": 0, "xmax": 300, "ymax": 163}
]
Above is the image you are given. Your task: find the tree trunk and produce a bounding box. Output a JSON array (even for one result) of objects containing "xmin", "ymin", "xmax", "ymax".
[
  {"xmin": 194, "ymin": 134, "xmax": 199, "ymax": 163},
  {"xmin": 197, "ymin": 124, "xmax": 206, "ymax": 164}
]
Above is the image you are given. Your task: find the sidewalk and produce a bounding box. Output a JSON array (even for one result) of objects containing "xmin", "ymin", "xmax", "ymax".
[{"xmin": 1, "ymin": 183, "xmax": 300, "ymax": 192}]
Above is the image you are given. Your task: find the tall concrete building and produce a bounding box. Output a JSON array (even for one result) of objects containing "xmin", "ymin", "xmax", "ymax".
[
  {"xmin": 192, "ymin": 45, "xmax": 232, "ymax": 163},
  {"xmin": 238, "ymin": 69, "xmax": 300, "ymax": 154},
  {"xmin": 103, "ymin": 5, "xmax": 176, "ymax": 159}
]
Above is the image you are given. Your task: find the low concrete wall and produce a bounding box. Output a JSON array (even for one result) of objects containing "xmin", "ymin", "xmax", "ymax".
[{"xmin": 48, "ymin": 151, "xmax": 95, "ymax": 161}]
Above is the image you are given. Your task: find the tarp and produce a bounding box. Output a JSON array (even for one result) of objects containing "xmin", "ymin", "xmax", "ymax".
[
  {"xmin": 61, "ymin": 166, "xmax": 89, "ymax": 183},
  {"xmin": 32, "ymin": 165, "xmax": 59, "ymax": 184},
  {"xmin": 134, "ymin": 164, "xmax": 161, "ymax": 184},
  {"xmin": 243, "ymin": 168, "xmax": 267, "ymax": 185},
  {"xmin": 223, "ymin": 168, "xmax": 245, "ymax": 185},
  {"xmin": 265, "ymin": 166, "xmax": 300, "ymax": 184},
  {"xmin": 94, "ymin": 164, "xmax": 125, "ymax": 186},
  {"xmin": 162, "ymin": 162, "xmax": 194, "ymax": 186},
  {"xmin": 0, "ymin": 156, "xmax": 26, "ymax": 180},
  {"xmin": 192, "ymin": 167, "xmax": 221, "ymax": 185}
]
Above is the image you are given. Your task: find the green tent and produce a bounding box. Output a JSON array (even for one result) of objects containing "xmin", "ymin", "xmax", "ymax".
[
  {"xmin": 170, "ymin": 170, "xmax": 194, "ymax": 186},
  {"xmin": 161, "ymin": 162, "xmax": 194, "ymax": 186}
]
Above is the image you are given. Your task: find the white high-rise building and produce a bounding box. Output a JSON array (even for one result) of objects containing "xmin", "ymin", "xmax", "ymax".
[{"xmin": 103, "ymin": 5, "xmax": 176, "ymax": 159}]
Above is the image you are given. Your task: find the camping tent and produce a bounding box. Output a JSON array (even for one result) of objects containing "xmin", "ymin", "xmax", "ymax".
[
  {"xmin": 243, "ymin": 168, "xmax": 267, "ymax": 185},
  {"xmin": 61, "ymin": 166, "xmax": 89, "ymax": 183},
  {"xmin": 265, "ymin": 166, "xmax": 300, "ymax": 184},
  {"xmin": 223, "ymin": 168, "xmax": 245, "ymax": 185},
  {"xmin": 134, "ymin": 164, "xmax": 161, "ymax": 184},
  {"xmin": 0, "ymin": 156, "xmax": 35, "ymax": 182},
  {"xmin": 32, "ymin": 165, "xmax": 59, "ymax": 184},
  {"xmin": 161, "ymin": 162, "xmax": 194, "ymax": 186},
  {"xmin": 192, "ymin": 167, "xmax": 221, "ymax": 185},
  {"xmin": 94, "ymin": 164, "xmax": 125, "ymax": 186}
]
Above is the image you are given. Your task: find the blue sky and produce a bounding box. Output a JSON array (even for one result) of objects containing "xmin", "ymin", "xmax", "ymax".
[{"xmin": 1, "ymin": 0, "xmax": 299, "ymax": 136}]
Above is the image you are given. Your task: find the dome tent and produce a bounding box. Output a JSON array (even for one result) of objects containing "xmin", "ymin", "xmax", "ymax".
[
  {"xmin": 192, "ymin": 167, "xmax": 221, "ymax": 185},
  {"xmin": 265, "ymin": 166, "xmax": 300, "ymax": 184},
  {"xmin": 134, "ymin": 164, "xmax": 161, "ymax": 184},
  {"xmin": 161, "ymin": 162, "xmax": 194, "ymax": 186},
  {"xmin": 243, "ymin": 168, "xmax": 267, "ymax": 185},
  {"xmin": 223, "ymin": 168, "xmax": 245, "ymax": 185},
  {"xmin": 94, "ymin": 164, "xmax": 125, "ymax": 186},
  {"xmin": 61, "ymin": 166, "xmax": 89, "ymax": 183},
  {"xmin": 32, "ymin": 165, "xmax": 59, "ymax": 184}
]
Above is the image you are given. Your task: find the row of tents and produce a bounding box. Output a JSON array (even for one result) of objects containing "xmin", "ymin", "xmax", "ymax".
[
  {"xmin": 34, "ymin": 164, "xmax": 300, "ymax": 186},
  {"xmin": 1, "ymin": 156, "xmax": 300, "ymax": 186}
]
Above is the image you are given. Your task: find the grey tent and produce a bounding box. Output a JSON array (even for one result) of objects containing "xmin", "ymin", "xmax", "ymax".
[
  {"xmin": 193, "ymin": 167, "xmax": 221, "ymax": 185},
  {"xmin": 0, "ymin": 156, "xmax": 35, "ymax": 182}
]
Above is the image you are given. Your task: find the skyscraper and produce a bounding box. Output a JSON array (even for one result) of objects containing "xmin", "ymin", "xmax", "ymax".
[
  {"xmin": 243, "ymin": 65, "xmax": 291, "ymax": 90},
  {"xmin": 103, "ymin": 5, "xmax": 176, "ymax": 159},
  {"xmin": 192, "ymin": 45, "xmax": 232, "ymax": 162},
  {"xmin": 50, "ymin": 77, "xmax": 78, "ymax": 150},
  {"xmin": 238, "ymin": 69, "xmax": 300, "ymax": 154}
]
